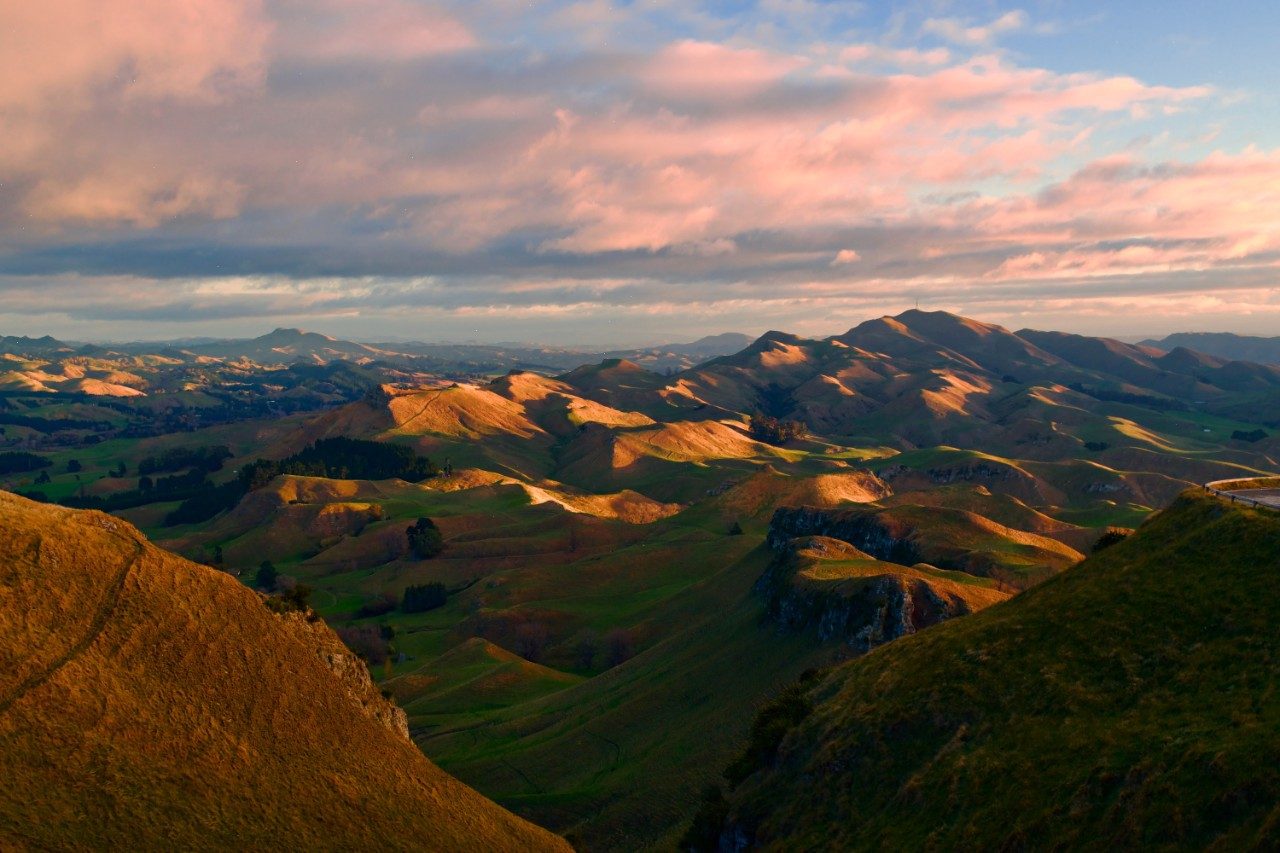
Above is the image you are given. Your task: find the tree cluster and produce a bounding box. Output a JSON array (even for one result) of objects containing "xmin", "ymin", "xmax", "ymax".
[
  {"xmin": 0, "ymin": 451, "xmax": 52, "ymax": 474},
  {"xmin": 401, "ymin": 582, "xmax": 447, "ymax": 613},
  {"xmin": 164, "ymin": 437, "xmax": 438, "ymax": 526},
  {"xmin": 138, "ymin": 445, "xmax": 232, "ymax": 476},
  {"xmin": 240, "ymin": 437, "xmax": 437, "ymax": 490},
  {"xmin": 748, "ymin": 414, "xmax": 807, "ymax": 445}
]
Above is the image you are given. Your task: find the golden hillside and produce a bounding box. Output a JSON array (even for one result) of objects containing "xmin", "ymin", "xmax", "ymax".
[{"xmin": 0, "ymin": 492, "xmax": 568, "ymax": 852}]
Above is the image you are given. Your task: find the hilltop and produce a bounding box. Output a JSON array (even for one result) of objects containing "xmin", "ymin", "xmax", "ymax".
[
  {"xmin": 0, "ymin": 492, "xmax": 567, "ymax": 851},
  {"xmin": 1142, "ymin": 332, "xmax": 1280, "ymax": 366},
  {"xmin": 704, "ymin": 491, "xmax": 1280, "ymax": 850}
]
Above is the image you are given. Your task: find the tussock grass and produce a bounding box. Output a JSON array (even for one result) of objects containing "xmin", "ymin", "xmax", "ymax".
[{"xmin": 0, "ymin": 492, "xmax": 568, "ymax": 851}]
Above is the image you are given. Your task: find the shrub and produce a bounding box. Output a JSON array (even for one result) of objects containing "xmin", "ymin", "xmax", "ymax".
[
  {"xmin": 723, "ymin": 672, "xmax": 820, "ymax": 787},
  {"xmin": 605, "ymin": 628, "xmax": 635, "ymax": 668},
  {"xmin": 255, "ymin": 560, "xmax": 279, "ymax": 591},
  {"xmin": 680, "ymin": 785, "xmax": 730, "ymax": 853},
  {"xmin": 401, "ymin": 582, "xmax": 447, "ymax": 613},
  {"xmin": 335, "ymin": 625, "xmax": 390, "ymax": 664},
  {"xmin": 1093, "ymin": 528, "xmax": 1131, "ymax": 553},
  {"xmin": 1232, "ymin": 429, "xmax": 1268, "ymax": 443},
  {"xmin": 264, "ymin": 583, "xmax": 312, "ymax": 615},
  {"xmin": 357, "ymin": 593, "xmax": 399, "ymax": 619},
  {"xmin": 574, "ymin": 631, "xmax": 599, "ymax": 669}
]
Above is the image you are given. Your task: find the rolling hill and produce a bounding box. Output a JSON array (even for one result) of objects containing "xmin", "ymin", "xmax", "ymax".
[
  {"xmin": 701, "ymin": 490, "xmax": 1280, "ymax": 850},
  {"xmin": 8, "ymin": 309, "xmax": 1280, "ymax": 850},
  {"xmin": 1142, "ymin": 332, "xmax": 1280, "ymax": 365},
  {"xmin": 0, "ymin": 492, "xmax": 568, "ymax": 851}
]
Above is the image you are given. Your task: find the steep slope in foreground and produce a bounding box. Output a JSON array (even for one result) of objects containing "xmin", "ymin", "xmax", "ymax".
[
  {"xmin": 713, "ymin": 491, "xmax": 1280, "ymax": 850},
  {"xmin": 0, "ymin": 492, "xmax": 568, "ymax": 852}
]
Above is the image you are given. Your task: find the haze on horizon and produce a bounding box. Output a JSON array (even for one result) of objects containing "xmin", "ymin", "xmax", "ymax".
[{"xmin": 2, "ymin": 1, "xmax": 1280, "ymax": 344}]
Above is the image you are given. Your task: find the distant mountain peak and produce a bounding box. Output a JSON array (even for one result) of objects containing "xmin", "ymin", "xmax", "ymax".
[
  {"xmin": 261, "ymin": 327, "xmax": 332, "ymax": 342},
  {"xmin": 749, "ymin": 330, "xmax": 804, "ymax": 348}
]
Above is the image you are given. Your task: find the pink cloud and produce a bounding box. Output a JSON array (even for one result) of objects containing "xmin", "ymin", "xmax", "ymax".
[
  {"xmin": 640, "ymin": 40, "xmax": 808, "ymax": 99},
  {"xmin": 0, "ymin": 0, "xmax": 269, "ymax": 110},
  {"xmin": 1, "ymin": 2, "xmax": 1268, "ymax": 328},
  {"xmin": 273, "ymin": 0, "xmax": 476, "ymax": 60},
  {"xmin": 972, "ymin": 148, "xmax": 1280, "ymax": 252},
  {"xmin": 26, "ymin": 170, "xmax": 246, "ymax": 227}
]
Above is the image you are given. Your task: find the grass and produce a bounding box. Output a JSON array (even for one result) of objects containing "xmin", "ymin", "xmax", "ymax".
[
  {"xmin": 0, "ymin": 492, "xmax": 568, "ymax": 851},
  {"xmin": 719, "ymin": 491, "xmax": 1280, "ymax": 850},
  {"xmin": 421, "ymin": 545, "xmax": 834, "ymax": 851},
  {"xmin": 10, "ymin": 356, "xmax": 1280, "ymax": 849}
]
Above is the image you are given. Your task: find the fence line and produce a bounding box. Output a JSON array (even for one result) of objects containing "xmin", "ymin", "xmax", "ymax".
[{"xmin": 1203, "ymin": 477, "xmax": 1280, "ymax": 510}]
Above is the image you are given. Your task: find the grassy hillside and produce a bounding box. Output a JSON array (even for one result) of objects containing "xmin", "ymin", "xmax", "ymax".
[
  {"xmin": 709, "ymin": 491, "xmax": 1280, "ymax": 850},
  {"xmin": 0, "ymin": 492, "xmax": 568, "ymax": 851},
  {"xmin": 12, "ymin": 309, "xmax": 1280, "ymax": 850},
  {"xmin": 423, "ymin": 545, "xmax": 834, "ymax": 850}
]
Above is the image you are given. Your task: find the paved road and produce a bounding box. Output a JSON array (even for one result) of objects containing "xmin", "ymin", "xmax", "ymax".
[
  {"xmin": 1204, "ymin": 478, "xmax": 1280, "ymax": 510},
  {"xmin": 1226, "ymin": 488, "xmax": 1280, "ymax": 508}
]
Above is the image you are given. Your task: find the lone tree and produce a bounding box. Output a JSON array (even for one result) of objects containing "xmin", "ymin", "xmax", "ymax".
[
  {"xmin": 515, "ymin": 622, "xmax": 549, "ymax": 663},
  {"xmin": 575, "ymin": 631, "xmax": 599, "ymax": 670},
  {"xmin": 406, "ymin": 517, "xmax": 444, "ymax": 559},
  {"xmin": 255, "ymin": 560, "xmax": 279, "ymax": 591}
]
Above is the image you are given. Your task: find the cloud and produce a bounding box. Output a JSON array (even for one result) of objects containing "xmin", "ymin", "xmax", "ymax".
[
  {"xmin": 272, "ymin": 0, "xmax": 476, "ymax": 60},
  {"xmin": 922, "ymin": 10, "xmax": 1029, "ymax": 46},
  {"xmin": 0, "ymin": 1, "xmax": 1268, "ymax": 341},
  {"xmin": 839, "ymin": 44, "xmax": 951, "ymax": 68},
  {"xmin": 0, "ymin": 0, "xmax": 269, "ymax": 112},
  {"xmin": 639, "ymin": 40, "xmax": 808, "ymax": 99}
]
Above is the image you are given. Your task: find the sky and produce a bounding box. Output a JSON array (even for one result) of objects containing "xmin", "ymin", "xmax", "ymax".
[{"xmin": 2, "ymin": 1, "xmax": 1280, "ymax": 345}]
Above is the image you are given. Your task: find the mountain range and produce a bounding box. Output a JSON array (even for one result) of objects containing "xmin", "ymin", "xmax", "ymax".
[
  {"xmin": 2, "ymin": 309, "xmax": 1280, "ymax": 849},
  {"xmin": 1142, "ymin": 331, "xmax": 1280, "ymax": 366}
]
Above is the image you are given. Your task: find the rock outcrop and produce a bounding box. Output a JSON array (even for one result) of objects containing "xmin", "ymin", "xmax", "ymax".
[
  {"xmin": 767, "ymin": 502, "xmax": 1082, "ymax": 589},
  {"xmin": 755, "ymin": 535, "xmax": 1003, "ymax": 654}
]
